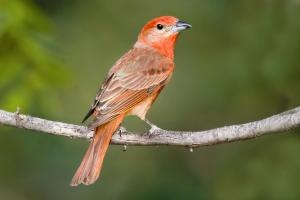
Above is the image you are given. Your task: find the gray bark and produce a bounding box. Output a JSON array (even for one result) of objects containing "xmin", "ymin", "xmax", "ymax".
[{"xmin": 0, "ymin": 107, "xmax": 299, "ymax": 147}]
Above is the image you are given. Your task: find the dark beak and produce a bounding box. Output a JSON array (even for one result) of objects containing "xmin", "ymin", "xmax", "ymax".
[{"xmin": 174, "ymin": 20, "xmax": 192, "ymax": 32}]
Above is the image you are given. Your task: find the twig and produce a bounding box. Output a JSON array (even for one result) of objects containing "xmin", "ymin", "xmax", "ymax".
[{"xmin": 0, "ymin": 107, "xmax": 299, "ymax": 147}]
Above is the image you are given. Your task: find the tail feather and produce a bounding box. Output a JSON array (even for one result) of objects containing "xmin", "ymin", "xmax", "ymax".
[{"xmin": 70, "ymin": 115, "xmax": 124, "ymax": 186}]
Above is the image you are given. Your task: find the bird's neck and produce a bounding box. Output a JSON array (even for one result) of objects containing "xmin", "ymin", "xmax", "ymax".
[{"xmin": 135, "ymin": 34, "xmax": 178, "ymax": 60}]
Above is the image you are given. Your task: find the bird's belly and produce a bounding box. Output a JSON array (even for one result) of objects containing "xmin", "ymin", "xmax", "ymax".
[{"xmin": 127, "ymin": 97, "xmax": 154, "ymax": 120}]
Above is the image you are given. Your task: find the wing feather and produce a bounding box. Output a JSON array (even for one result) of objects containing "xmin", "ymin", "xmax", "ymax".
[{"xmin": 86, "ymin": 48, "xmax": 174, "ymax": 128}]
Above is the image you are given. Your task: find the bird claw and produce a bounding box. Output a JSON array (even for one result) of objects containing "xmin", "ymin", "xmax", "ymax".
[
  {"xmin": 147, "ymin": 124, "xmax": 163, "ymax": 138},
  {"xmin": 143, "ymin": 118, "xmax": 163, "ymax": 137},
  {"xmin": 118, "ymin": 126, "xmax": 127, "ymax": 137}
]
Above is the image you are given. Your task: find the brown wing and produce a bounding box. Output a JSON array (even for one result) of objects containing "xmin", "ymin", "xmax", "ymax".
[
  {"xmin": 85, "ymin": 48, "xmax": 174, "ymax": 129},
  {"xmin": 81, "ymin": 72, "xmax": 114, "ymax": 123}
]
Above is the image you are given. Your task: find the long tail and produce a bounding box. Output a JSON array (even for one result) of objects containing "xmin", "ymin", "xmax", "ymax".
[{"xmin": 70, "ymin": 115, "xmax": 124, "ymax": 186}]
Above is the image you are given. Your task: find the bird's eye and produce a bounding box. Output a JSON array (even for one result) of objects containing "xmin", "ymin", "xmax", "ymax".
[{"xmin": 156, "ymin": 24, "xmax": 164, "ymax": 30}]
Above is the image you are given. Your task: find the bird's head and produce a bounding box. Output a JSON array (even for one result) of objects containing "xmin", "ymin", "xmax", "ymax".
[{"xmin": 135, "ymin": 16, "xmax": 191, "ymax": 59}]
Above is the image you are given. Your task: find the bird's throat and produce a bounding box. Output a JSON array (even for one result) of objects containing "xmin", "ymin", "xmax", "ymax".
[
  {"xmin": 136, "ymin": 34, "xmax": 178, "ymax": 60},
  {"xmin": 151, "ymin": 35, "xmax": 178, "ymax": 60}
]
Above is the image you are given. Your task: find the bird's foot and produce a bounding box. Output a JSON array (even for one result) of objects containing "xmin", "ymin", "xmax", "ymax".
[
  {"xmin": 148, "ymin": 124, "xmax": 162, "ymax": 136},
  {"xmin": 118, "ymin": 126, "xmax": 127, "ymax": 137},
  {"xmin": 144, "ymin": 119, "xmax": 163, "ymax": 138}
]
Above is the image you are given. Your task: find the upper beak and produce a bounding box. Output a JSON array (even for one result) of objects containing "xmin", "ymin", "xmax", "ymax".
[{"xmin": 173, "ymin": 20, "xmax": 192, "ymax": 32}]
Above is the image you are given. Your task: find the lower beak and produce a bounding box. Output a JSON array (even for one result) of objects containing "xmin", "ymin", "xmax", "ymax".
[{"xmin": 173, "ymin": 20, "xmax": 192, "ymax": 32}]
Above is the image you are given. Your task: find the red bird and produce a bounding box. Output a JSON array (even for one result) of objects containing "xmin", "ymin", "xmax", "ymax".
[{"xmin": 70, "ymin": 16, "xmax": 191, "ymax": 186}]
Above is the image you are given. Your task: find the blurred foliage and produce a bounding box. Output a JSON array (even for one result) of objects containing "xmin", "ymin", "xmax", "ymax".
[
  {"xmin": 0, "ymin": 0, "xmax": 300, "ymax": 200},
  {"xmin": 0, "ymin": 0, "xmax": 67, "ymax": 113}
]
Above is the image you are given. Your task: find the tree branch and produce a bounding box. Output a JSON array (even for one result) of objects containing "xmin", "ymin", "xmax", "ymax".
[{"xmin": 0, "ymin": 107, "xmax": 299, "ymax": 147}]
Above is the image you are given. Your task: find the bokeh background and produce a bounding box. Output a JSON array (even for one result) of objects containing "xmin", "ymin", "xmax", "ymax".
[{"xmin": 1, "ymin": 0, "xmax": 300, "ymax": 199}]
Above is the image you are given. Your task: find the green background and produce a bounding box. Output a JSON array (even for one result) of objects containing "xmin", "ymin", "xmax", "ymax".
[{"xmin": 1, "ymin": 0, "xmax": 300, "ymax": 199}]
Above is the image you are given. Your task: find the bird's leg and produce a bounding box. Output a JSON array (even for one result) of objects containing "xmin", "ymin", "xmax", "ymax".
[
  {"xmin": 118, "ymin": 126, "xmax": 127, "ymax": 137},
  {"xmin": 143, "ymin": 118, "xmax": 163, "ymax": 136}
]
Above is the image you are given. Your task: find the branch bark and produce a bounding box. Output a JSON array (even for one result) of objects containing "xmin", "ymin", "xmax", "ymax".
[{"xmin": 0, "ymin": 107, "xmax": 299, "ymax": 147}]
